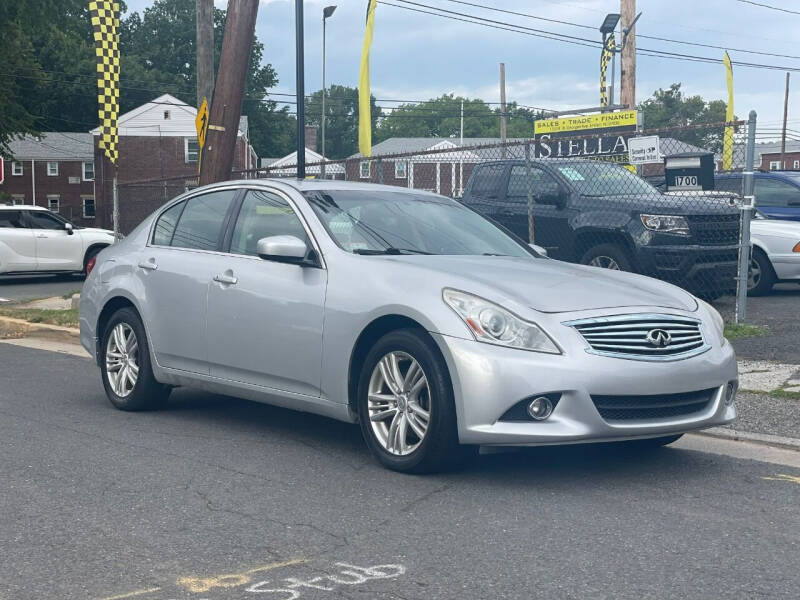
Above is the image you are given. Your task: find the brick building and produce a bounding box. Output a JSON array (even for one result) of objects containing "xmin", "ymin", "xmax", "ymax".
[
  {"xmin": 93, "ymin": 94, "xmax": 257, "ymax": 232},
  {"xmin": 0, "ymin": 133, "xmax": 98, "ymax": 225}
]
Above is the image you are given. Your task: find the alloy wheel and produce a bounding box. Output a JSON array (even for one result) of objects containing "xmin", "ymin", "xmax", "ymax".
[
  {"xmin": 105, "ymin": 323, "xmax": 139, "ymax": 398},
  {"xmin": 748, "ymin": 257, "xmax": 761, "ymax": 290},
  {"xmin": 589, "ymin": 255, "xmax": 621, "ymax": 270},
  {"xmin": 367, "ymin": 351, "xmax": 431, "ymax": 456}
]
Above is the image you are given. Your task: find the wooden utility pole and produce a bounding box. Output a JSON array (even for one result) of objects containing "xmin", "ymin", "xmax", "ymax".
[
  {"xmin": 781, "ymin": 72, "xmax": 790, "ymax": 170},
  {"xmin": 499, "ymin": 62, "xmax": 507, "ymax": 159},
  {"xmin": 199, "ymin": 0, "xmax": 259, "ymax": 186},
  {"xmin": 620, "ymin": 0, "xmax": 636, "ymax": 109},
  {"xmin": 196, "ymin": 0, "xmax": 215, "ymax": 108}
]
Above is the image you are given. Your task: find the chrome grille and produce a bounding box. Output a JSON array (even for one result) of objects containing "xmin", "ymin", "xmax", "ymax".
[{"xmin": 564, "ymin": 314, "xmax": 709, "ymax": 360}]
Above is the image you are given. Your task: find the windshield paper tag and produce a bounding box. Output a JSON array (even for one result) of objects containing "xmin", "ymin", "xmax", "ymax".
[{"xmin": 557, "ymin": 167, "xmax": 585, "ymax": 181}]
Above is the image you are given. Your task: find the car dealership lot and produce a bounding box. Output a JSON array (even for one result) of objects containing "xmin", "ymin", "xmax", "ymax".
[{"xmin": 1, "ymin": 343, "xmax": 798, "ymax": 600}]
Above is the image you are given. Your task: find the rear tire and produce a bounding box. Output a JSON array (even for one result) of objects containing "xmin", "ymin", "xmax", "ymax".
[
  {"xmin": 100, "ymin": 307, "xmax": 170, "ymax": 411},
  {"xmin": 357, "ymin": 328, "xmax": 471, "ymax": 473},
  {"xmin": 580, "ymin": 243, "xmax": 633, "ymax": 272},
  {"xmin": 747, "ymin": 248, "xmax": 776, "ymax": 296}
]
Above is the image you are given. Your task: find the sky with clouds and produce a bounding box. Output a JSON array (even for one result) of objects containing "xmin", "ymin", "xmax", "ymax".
[{"xmin": 126, "ymin": 0, "xmax": 800, "ymax": 136}]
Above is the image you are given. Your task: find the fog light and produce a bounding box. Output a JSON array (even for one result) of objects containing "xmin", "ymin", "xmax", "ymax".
[
  {"xmin": 527, "ymin": 396, "xmax": 554, "ymax": 421},
  {"xmin": 725, "ymin": 382, "xmax": 737, "ymax": 406}
]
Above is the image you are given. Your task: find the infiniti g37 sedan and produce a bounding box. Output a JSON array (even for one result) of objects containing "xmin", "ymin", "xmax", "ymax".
[{"xmin": 80, "ymin": 180, "xmax": 738, "ymax": 472}]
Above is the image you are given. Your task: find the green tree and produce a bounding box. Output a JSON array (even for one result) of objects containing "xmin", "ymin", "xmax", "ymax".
[
  {"xmin": 303, "ymin": 85, "xmax": 382, "ymax": 159},
  {"xmin": 0, "ymin": 0, "xmax": 294, "ymax": 159},
  {"xmin": 638, "ymin": 83, "xmax": 730, "ymax": 152}
]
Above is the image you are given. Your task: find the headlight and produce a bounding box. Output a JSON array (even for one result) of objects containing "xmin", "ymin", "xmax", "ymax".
[
  {"xmin": 442, "ymin": 289, "xmax": 561, "ymax": 354},
  {"xmin": 699, "ymin": 299, "xmax": 725, "ymax": 341},
  {"xmin": 640, "ymin": 214, "xmax": 690, "ymax": 235}
]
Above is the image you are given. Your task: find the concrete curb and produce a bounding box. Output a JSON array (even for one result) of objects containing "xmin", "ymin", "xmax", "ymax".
[
  {"xmin": 0, "ymin": 316, "xmax": 80, "ymax": 345},
  {"xmin": 697, "ymin": 427, "xmax": 800, "ymax": 452}
]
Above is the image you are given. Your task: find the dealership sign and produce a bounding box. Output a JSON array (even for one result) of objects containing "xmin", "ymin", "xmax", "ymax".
[{"xmin": 533, "ymin": 110, "xmax": 638, "ymax": 165}]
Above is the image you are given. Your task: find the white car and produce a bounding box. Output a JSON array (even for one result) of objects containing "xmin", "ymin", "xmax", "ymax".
[
  {"xmin": 749, "ymin": 212, "xmax": 800, "ymax": 295},
  {"xmin": 0, "ymin": 205, "xmax": 115, "ymax": 275}
]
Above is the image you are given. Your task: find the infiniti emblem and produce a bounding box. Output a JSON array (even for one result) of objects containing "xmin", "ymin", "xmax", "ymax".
[{"xmin": 646, "ymin": 329, "xmax": 672, "ymax": 348}]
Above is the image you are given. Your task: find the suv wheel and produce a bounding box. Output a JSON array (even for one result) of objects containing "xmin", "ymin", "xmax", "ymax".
[
  {"xmin": 100, "ymin": 307, "xmax": 170, "ymax": 411},
  {"xmin": 580, "ymin": 243, "xmax": 632, "ymax": 272},
  {"xmin": 747, "ymin": 248, "xmax": 776, "ymax": 296},
  {"xmin": 357, "ymin": 329, "xmax": 470, "ymax": 473}
]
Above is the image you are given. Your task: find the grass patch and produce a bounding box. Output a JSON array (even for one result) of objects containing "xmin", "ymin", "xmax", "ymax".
[
  {"xmin": 0, "ymin": 307, "xmax": 79, "ymax": 328},
  {"xmin": 724, "ymin": 323, "xmax": 769, "ymax": 341},
  {"xmin": 770, "ymin": 389, "xmax": 800, "ymax": 401},
  {"xmin": 61, "ymin": 290, "xmax": 81, "ymax": 300}
]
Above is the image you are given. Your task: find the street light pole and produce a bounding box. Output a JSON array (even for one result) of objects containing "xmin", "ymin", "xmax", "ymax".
[
  {"xmin": 321, "ymin": 5, "xmax": 336, "ymax": 179},
  {"xmin": 295, "ymin": 0, "xmax": 305, "ymax": 179}
]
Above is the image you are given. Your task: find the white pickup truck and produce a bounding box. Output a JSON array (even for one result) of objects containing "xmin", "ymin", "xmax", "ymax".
[{"xmin": 0, "ymin": 205, "xmax": 115, "ymax": 275}]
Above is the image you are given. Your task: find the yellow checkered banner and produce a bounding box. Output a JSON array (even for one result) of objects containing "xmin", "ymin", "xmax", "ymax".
[
  {"xmin": 89, "ymin": 0, "xmax": 121, "ymax": 165},
  {"xmin": 600, "ymin": 34, "xmax": 614, "ymax": 107}
]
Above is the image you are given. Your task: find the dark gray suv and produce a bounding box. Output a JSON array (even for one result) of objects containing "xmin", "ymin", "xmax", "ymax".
[{"xmin": 462, "ymin": 159, "xmax": 740, "ymax": 299}]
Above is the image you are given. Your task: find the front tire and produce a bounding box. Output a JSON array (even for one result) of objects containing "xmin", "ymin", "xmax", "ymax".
[
  {"xmin": 100, "ymin": 307, "xmax": 170, "ymax": 411},
  {"xmin": 580, "ymin": 243, "xmax": 633, "ymax": 272},
  {"xmin": 357, "ymin": 329, "xmax": 467, "ymax": 473}
]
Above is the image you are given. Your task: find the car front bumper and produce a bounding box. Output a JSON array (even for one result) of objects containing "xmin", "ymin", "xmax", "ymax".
[
  {"xmin": 635, "ymin": 244, "xmax": 740, "ymax": 295},
  {"xmin": 772, "ymin": 253, "xmax": 800, "ymax": 282},
  {"xmin": 432, "ymin": 329, "xmax": 737, "ymax": 446}
]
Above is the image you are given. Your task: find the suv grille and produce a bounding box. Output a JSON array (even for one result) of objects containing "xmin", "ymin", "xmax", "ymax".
[
  {"xmin": 565, "ymin": 314, "xmax": 708, "ymax": 360},
  {"xmin": 591, "ymin": 388, "xmax": 716, "ymax": 421},
  {"xmin": 688, "ymin": 214, "xmax": 739, "ymax": 245}
]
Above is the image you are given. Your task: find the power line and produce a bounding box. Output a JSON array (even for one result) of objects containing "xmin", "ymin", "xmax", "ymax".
[
  {"xmin": 437, "ymin": 0, "xmax": 800, "ymax": 59},
  {"xmin": 735, "ymin": 0, "xmax": 800, "ymax": 16},
  {"xmin": 380, "ymin": 0, "xmax": 800, "ymax": 73}
]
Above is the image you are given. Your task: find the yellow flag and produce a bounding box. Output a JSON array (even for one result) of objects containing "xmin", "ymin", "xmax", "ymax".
[
  {"xmin": 89, "ymin": 0, "xmax": 121, "ymax": 165},
  {"xmin": 722, "ymin": 51, "xmax": 735, "ymax": 171},
  {"xmin": 358, "ymin": 0, "xmax": 377, "ymax": 157},
  {"xmin": 600, "ymin": 34, "xmax": 615, "ymax": 107}
]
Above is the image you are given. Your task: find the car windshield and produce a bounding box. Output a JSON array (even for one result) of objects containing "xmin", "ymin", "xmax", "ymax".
[
  {"xmin": 304, "ymin": 190, "xmax": 535, "ymax": 257},
  {"xmin": 554, "ymin": 162, "xmax": 659, "ymax": 196}
]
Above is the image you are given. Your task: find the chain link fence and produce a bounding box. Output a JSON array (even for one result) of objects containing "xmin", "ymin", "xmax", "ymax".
[{"xmin": 117, "ymin": 118, "xmax": 756, "ymax": 313}]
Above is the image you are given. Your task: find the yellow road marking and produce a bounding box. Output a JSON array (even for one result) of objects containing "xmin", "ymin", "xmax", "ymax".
[
  {"xmin": 762, "ymin": 473, "xmax": 800, "ymax": 485},
  {"xmin": 100, "ymin": 587, "xmax": 161, "ymax": 600},
  {"xmin": 177, "ymin": 558, "xmax": 307, "ymax": 593}
]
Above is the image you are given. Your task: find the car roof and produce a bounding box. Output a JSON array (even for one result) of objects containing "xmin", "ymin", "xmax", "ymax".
[
  {"xmin": 192, "ymin": 178, "xmax": 446, "ymax": 197},
  {"xmin": 0, "ymin": 205, "xmax": 47, "ymax": 210}
]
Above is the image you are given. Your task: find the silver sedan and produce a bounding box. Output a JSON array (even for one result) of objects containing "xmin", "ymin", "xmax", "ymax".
[{"xmin": 80, "ymin": 180, "xmax": 737, "ymax": 472}]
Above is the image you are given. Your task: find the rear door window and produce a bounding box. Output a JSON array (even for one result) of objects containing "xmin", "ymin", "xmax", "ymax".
[
  {"xmin": 169, "ymin": 190, "xmax": 238, "ymax": 251},
  {"xmin": 152, "ymin": 201, "xmax": 186, "ymax": 246},
  {"xmin": 468, "ymin": 164, "xmax": 506, "ymax": 197},
  {"xmin": 0, "ymin": 211, "xmax": 25, "ymax": 228}
]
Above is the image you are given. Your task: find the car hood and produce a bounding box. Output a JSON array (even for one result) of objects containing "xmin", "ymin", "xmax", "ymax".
[
  {"xmin": 78, "ymin": 227, "xmax": 115, "ymax": 237},
  {"xmin": 576, "ymin": 193, "xmax": 738, "ymax": 215},
  {"xmin": 751, "ymin": 219, "xmax": 800, "ymax": 238},
  {"xmin": 387, "ymin": 255, "xmax": 698, "ymax": 314}
]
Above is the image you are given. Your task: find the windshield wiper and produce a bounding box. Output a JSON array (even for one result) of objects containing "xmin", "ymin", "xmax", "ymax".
[{"xmin": 353, "ymin": 247, "xmax": 432, "ymax": 255}]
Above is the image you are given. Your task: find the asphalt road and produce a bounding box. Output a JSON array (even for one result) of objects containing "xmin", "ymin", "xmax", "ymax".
[
  {"xmin": 0, "ymin": 274, "xmax": 85, "ymax": 302},
  {"xmin": 1, "ymin": 343, "xmax": 799, "ymax": 600}
]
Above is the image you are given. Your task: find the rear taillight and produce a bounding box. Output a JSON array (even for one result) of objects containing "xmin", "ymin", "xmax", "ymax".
[{"xmin": 86, "ymin": 256, "xmax": 97, "ymax": 275}]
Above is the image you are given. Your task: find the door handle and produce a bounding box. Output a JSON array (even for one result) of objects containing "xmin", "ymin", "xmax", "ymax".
[
  {"xmin": 36, "ymin": 234, "xmax": 48, "ymax": 238},
  {"xmin": 137, "ymin": 260, "xmax": 158, "ymax": 271},
  {"xmin": 213, "ymin": 273, "xmax": 238, "ymax": 285}
]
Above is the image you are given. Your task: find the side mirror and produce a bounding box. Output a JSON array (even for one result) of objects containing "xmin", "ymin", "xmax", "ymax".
[
  {"xmin": 256, "ymin": 235, "xmax": 311, "ymax": 265},
  {"xmin": 529, "ymin": 243, "xmax": 548, "ymax": 257},
  {"xmin": 65, "ymin": 223, "xmax": 74, "ymax": 235}
]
